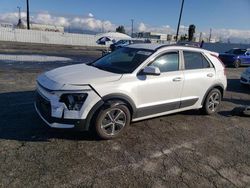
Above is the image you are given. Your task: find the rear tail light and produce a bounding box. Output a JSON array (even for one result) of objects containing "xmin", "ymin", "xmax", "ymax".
[{"xmin": 210, "ymin": 53, "xmax": 226, "ymax": 75}]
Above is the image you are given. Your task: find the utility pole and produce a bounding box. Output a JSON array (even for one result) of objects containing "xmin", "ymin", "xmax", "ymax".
[
  {"xmin": 17, "ymin": 6, "xmax": 22, "ymax": 27},
  {"xmin": 208, "ymin": 28, "xmax": 212, "ymax": 43},
  {"xmin": 199, "ymin": 32, "xmax": 202, "ymax": 42},
  {"xmin": 26, "ymin": 0, "xmax": 30, "ymax": 30},
  {"xmin": 17, "ymin": 6, "xmax": 21, "ymax": 20},
  {"xmin": 131, "ymin": 19, "xmax": 134, "ymax": 37},
  {"xmin": 176, "ymin": 0, "xmax": 185, "ymax": 42}
]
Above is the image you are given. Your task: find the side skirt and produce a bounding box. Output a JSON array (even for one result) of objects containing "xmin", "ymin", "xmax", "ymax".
[{"xmin": 133, "ymin": 98, "xmax": 199, "ymax": 119}]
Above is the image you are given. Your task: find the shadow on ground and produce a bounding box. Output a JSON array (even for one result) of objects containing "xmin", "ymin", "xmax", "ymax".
[
  {"xmin": 226, "ymin": 78, "xmax": 250, "ymax": 95},
  {"xmin": 0, "ymin": 91, "xmax": 97, "ymax": 142}
]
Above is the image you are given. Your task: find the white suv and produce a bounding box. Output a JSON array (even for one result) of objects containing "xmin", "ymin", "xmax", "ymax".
[{"xmin": 35, "ymin": 44, "xmax": 227, "ymax": 139}]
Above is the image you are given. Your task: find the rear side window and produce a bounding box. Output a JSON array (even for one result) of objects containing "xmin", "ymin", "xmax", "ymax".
[
  {"xmin": 183, "ymin": 51, "xmax": 211, "ymax": 70},
  {"xmin": 151, "ymin": 52, "xmax": 179, "ymax": 72}
]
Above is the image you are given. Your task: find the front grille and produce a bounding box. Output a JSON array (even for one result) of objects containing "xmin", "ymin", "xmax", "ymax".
[{"xmin": 35, "ymin": 91, "xmax": 52, "ymax": 123}]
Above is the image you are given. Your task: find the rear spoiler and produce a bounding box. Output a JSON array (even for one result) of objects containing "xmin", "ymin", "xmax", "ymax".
[{"xmin": 209, "ymin": 51, "xmax": 219, "ymax": 57}]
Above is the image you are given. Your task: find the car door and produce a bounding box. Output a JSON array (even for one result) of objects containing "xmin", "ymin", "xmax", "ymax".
[
  {"xmin": 180, "ymin": 51, "xmax": 216, "ymax": 108},
  {"xmin": 240, "ymin": 50, "xmax": 250, "ymax": 65},
  {"xmin": 135, "ymin": 51, "xmax": 184, "ymax": 118}
]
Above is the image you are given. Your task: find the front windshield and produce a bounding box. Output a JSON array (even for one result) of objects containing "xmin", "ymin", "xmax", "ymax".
[
  {"xmin": 227, "ymin": 49, "xmax": 246, "ymax": 55},
  {"xmin": 90, "ymin": 47, "xmax": 153, "ymax": 74}
]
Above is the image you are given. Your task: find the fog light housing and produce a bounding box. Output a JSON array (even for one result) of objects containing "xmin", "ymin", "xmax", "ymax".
[{"xmin": 60, "ymin": 93, "xmax": 88, "ymax": 111}]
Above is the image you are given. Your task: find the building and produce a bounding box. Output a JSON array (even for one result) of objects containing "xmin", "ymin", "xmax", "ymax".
[
  {"xmin": 133, "ymin": 32, "xmax": 169, "ymax": 43},
  {"xmin": 0, "ymin": 23, "xmax": 14, "ymax": 28}
]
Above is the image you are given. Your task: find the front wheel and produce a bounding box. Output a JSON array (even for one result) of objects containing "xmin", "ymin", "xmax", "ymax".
[
  {"xmin": 202, "ymin": 88, "xmax": 222, "ymax": 115},
  {"xmin": 95, "ymin": 103, "xmax": 131, "ymax": 139}
]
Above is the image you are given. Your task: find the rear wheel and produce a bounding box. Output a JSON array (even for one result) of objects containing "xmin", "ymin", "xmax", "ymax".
[
  {"xmin": 234, "ymin": 59, "xmax": 241, "ymax": 68},
  {"xmin": 202, "ymin": 88, "xmax": 222, "ymax": 115},
  {"xmin": 95, "ymin": 103, "xmax": 131, "ymax": 139}
]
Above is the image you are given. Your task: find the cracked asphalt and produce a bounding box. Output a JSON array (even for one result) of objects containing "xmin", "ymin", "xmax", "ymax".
[{"xmin": 0, "ymin": 46, "xmax": 250, "ymax": 188}]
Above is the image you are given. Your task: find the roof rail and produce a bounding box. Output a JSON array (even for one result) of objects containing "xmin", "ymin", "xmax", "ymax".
[
  {"xmin": 155, "ymin": 44, "xmax": 172, "ymax": 51},
  {"xmin": 155, "ymin": 43, "xmax": 201, "ymax": 51}
]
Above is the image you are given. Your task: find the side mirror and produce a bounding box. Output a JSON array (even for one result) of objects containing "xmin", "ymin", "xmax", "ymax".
[{"xmin": 142, "ymin": 66, "xmax": 161, "ymax": 76}]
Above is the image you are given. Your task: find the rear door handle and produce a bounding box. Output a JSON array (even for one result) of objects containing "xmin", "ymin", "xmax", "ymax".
[
  {"xmin": 173, "ymin": 77, "xmax": 183, "ymax": 82},
  {"xmin": 207, "ymin": 73, "xmax": 214, "ymax": 78}
]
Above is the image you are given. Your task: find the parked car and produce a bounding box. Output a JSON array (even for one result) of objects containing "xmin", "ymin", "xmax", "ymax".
[
  {"xmin": 35, "ymin": 44, "xmax": 227, "ymax": 139},
  {"xmin": 240, "ymin": 67, "xmax": 250, "ymax": 86},
  {"xmin": 110, "ymin": 39, "xmax": 146, "ymax": 51},
  {"xmin": 219, "ymin": 48, "xmax": 250, "ymax": 68}
]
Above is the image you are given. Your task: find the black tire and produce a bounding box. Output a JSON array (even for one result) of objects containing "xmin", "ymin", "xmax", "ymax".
[
  {"xmin": 202, "ymin": 88, "xmax": 222, "ymax": 115},
  {"xmin": 95, "ymin": 102, "xmax": 131, "ymax": 140},
  {"xmin": 234, "ymin": 59, "xmax": 241, "ymax": 68}
]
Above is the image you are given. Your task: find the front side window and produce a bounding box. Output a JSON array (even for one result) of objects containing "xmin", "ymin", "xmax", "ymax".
[
  {"xmin": 183, "ymin": 51, "xmax": 211, "ymax": 70},
  {"xmin": 91, "ymin": 47, "xmax": 153, "ymax": 74},
  {"xmin": 151, "ymin": 52, "xmax": 179, "ymax": 72}
]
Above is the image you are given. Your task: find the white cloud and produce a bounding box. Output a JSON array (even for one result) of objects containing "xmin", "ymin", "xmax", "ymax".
[
  {"xmin": 1, "ymin": 11, "xmax": 250, "ymax": 43},
  {"xmin": 194, "ymin": 28, "xmax": 250, "ymax": 43},
  {"xmin": 0, "ymin": 11, "xmax": 115, "ymax": 32},
  {"xmin": 0, "ymin": 12, "xmax": 27, "ymax": 23},
  {"xmin": 213, "ymin": 29, "xmax": 250, "ymax": 40},
  {"xmin": 138, "ymin": 22, "xmax": 147, "ymax": 32},
  {"xmin": 88, "ymin": 13, "xmax": 94, "ymax": 18},
  {"xmin": 137, "ymin": 22, "xmax": 173, "ymax": 33}
]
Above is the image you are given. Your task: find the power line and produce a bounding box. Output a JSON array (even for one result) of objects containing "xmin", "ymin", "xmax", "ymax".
[{"xmin": 209, "ymin": 28, "xmax": 212, "ymax": 43}]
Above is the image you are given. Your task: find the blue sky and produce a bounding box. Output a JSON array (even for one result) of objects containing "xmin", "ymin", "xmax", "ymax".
[
  {"xmin": 1, "ymin": 0, "xmax": 249, "ymax": 30},
  {"xmin": 0, "ymin": 0, "xmax": 250, "ymax": 42}
]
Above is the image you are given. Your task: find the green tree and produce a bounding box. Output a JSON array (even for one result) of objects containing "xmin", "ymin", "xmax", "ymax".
[
  {"xmin": 116, "ymin": 25, "xmax": 126, "ymax": 34},
  {"xmin": 180, "ymin": 34, "xmax": 188, "ymax": 41},
  {"xmin": 188, "ymin": 24, "xmax": 196, "ymax": 41}
]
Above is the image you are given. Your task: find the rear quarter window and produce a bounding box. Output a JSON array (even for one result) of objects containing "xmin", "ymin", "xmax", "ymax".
[{"xmin": 183, "ymin": 51, "xmax": 211, "ymax": 70}]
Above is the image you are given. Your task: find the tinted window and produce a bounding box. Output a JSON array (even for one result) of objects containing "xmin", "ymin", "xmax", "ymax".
[
  {"xmin": 227, "ymin": 49, "xmax": 246, "ymax": 55},
  {"xmin": 183, "ymin": 51, "xmax": 211, "ymax": 70},
  {"xmin": 91, "ymin": 47, "xmax": 153, "ymax": 74},
  {"xmin": 151, "ymin": 52, "xmax": 179, "ymax": 72}
]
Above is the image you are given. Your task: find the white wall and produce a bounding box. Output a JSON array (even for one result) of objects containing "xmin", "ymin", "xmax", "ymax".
[{"xmin": 0, "ymin": 27, "xmax": 104, "ymax": 47}]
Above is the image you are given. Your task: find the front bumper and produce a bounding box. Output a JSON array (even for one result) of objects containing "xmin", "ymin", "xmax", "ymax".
[
  {"xmin": 240, "ymin": 73, "xmax": 250, "ymax": 85},
  {"xmin": 35, "ymin": 91, "xmax": 88, "ymax": 131}
]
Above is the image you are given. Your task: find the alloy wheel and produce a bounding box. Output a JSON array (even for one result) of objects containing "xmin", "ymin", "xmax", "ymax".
[
  {"xmin": 100, "ymin": 108, "xmax": 127, "ymax": 136},
  {"xmin": 207, "ymin": 92, "xmax": 220, "ymax": 112}
]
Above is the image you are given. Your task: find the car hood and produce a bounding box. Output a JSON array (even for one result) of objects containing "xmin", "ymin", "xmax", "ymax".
[{"xmin": 37, "ymin": 64, "xmax": 122, "ymax": 90}]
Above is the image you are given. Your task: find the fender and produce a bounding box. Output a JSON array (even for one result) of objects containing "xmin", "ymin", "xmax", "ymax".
[
  {"xmin": 79, "ymin": 93, "xmax": 137, "ymax": 131},
  {"xmin": 102, "ymin": 93, "xmax": 137, "ymax": 115}
]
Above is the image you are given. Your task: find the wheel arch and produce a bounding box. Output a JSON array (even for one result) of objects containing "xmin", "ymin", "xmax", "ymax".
[
  {"xmin": 101, "ymin": 93, "xmax": 137, "ymax": 117},
  {"xmin": 83, "ymin": 93, "xmax": 137, "ymax": 131},
  {"xmin": 201, "ymin": 84, "xmax": 225, "ymax": 106}
]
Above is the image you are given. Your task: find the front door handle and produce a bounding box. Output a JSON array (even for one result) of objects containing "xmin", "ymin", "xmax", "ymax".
[
  {"xmin": 207, "ymin": 73, "xmax": 214, "ymax": 78},
  {"xmin": 173, "ymin": 77, "xmax": 183, "ymax": 82}
]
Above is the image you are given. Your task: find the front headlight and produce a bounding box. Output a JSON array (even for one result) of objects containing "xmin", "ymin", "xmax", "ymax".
[{"xmin": 60, "ymin": 93, "xmax": 88, "ymax": 111}]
